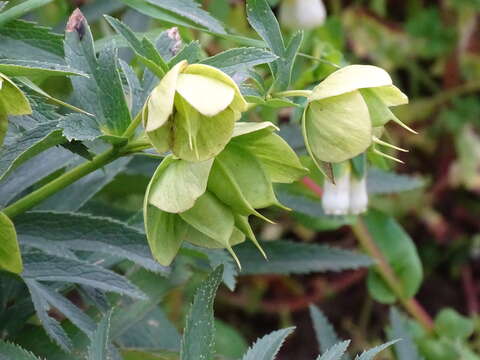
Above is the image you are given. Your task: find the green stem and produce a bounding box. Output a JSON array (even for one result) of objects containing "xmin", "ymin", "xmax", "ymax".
[
  {"xmin": 3, "ymin": 148, "xmax": 119, "ymax": 219},
  {"xmin": 273, "ymin": 90, "xmax": 312, "ymax": 98},
  {"xmin": 122, "ymin": 108, "xmax": 144, "ymax": 139},
  {"xmin": 352, "ymin": 219, "xmax": 434, "ymax": 332}
]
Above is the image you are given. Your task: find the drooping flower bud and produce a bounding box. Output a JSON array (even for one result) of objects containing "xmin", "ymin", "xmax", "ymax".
[
  {"xmin": 144, "ymin": 61, "xmax": 248, "ymax": 162},
  {"xmin": 279, "ymin": 0, "xmax": 326, "ymax": 30},
  {"xmin": 302, "ymin": 65, "xmax": 411, "ymax": 177}
]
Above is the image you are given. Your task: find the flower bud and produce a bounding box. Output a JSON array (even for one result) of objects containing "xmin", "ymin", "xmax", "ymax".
[
  {"xmin": 280, "ymin": 0, "xmax": 326, "ymax": 30},
  {"xmin": 144, "ymin": 61, "xmax": 248, "ymax": 162}
]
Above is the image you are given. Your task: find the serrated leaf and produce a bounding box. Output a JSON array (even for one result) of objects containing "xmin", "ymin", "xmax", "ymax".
[
  {"xmin": 237, "ymin": 241, "xmax": 372, "ymax": 275},
  {"xmin": 274, "ymin": 30, "xmax": 303, "ymax": 91},
  {"xmin": 170, "ymin": 41, "xmax": 202, "ymax": 66},
  {"xmin": 180, "ymin": 265, "xmax": 223, "ymax": 360},
  {"xmin": 201, "ymin": 47, "xmax": 278, "ymax": 76},
  {"xmin": 242, "ymin": 327, "xmax": 295, "ymax": 360},
  {"xmin": 0, "ymin": 59, "xmax": 87, "ymax": 78},
  {"xmin": 309, "ymin": 305, "xmax": 349, "ymax": 359},
  {"xmin": 0, "ymin": 340, "xmax": 42, "ymax": 360},
  {"xmin": 65, "ymin": 10, "xmax": 131, "ymax": 136},
  {"xmin": 388, "ymin": 308, "xmax": 424, "ymax": 360},
  {"xmin": 21, "ymin": 253, "xmax": 147, "ymax": 299},
  {"xmin": 88, "ymin": 310, "xmax": 113, "ymax": 360},
  {"xmin": 204, "ymin": 248, "xmax": 238, "ymax": 291},
  {"xmin": 246, "ymin": 0, "xmax": 285, "ymax": 57},
  {"xmin": 0, "ymin": 212, "xmax": 23, "ymax": 274},
  {"xmin": 104, "ymin": 15, "xmax": 167, "ymax": 78},
  {"xmin": 0, "ymin": 0, "xmax": 52, "ymax": 26},
  {"xmin": 24, "ymin": 278, "xmax": 73, "ymax": 351},
  {"xmin": 0, "ymin": 20, "xmax": 64, "ymax": 63},
  {"xmin": 367, "ymin": 168, "xmax": 424, "ymax": 194},
  {"xmin": 364, "ymin": 210, "xmax": 423, "ymax": 304},
  {"xmin": 0, "ymin": 121, "xmax": 63, "ymax": 181},
  {"xmin": 15, "ymin": 211, "xmax": 167, "ymax": 273},
  {"xmin": 317, "ymin": 341, "xmax": 351, "ymax": 360},
  {"xmin": 355, "ymin": 340, "xmax": 398, "ymax": 360},
  {"xmin": 26, "ymin": 279, "xmax": 95, "ymax": 337}
]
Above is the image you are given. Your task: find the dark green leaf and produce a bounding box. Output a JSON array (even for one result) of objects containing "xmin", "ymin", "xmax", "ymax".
[
  {"xmin": 237, "ymin": 240, "xmax": 372, "ymax": 275},
  {"xmin": 0, "ymin": 340, "xmax": 41, "ymax": 360},
  {"xmin": 180, "ymin": 265, "xmax": 223, "ymax": 360},
  {"xmin": 0, "ymin": 121, "xmax": 64, "ymax": 181},
  {"xmin": 201, "ymin": 47, "xmax": 278, "ymax": 76},
  {"xmin": 22, "ymin": 253, "xmax": 147, "ymax": 299},
  {"xmin": 16, "ymin": 211, "xmax": 167, "ymax": 273},
  {"xmin": 246, "ymin": 0, "xmax": 285, "ymax": 56},
  {"xmin": 0, "ymin": 59, "xmax": 86, "ymax": 78},
  {"xmin": 242, "ymin": 327, "xmax": 295, "ymax": 360}
]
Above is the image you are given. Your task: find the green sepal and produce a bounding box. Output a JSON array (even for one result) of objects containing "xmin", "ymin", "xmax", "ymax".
[
  {"xmin": 147, "ymin": 155, "xmax": 213, "ymax": 213},
  {"xmin": 0, "ymin": 73, "xmax": 31, "ymax": 116},
  {"xmin": 360, "ymin": 88, "xmax": 400, "ymax": 127}
]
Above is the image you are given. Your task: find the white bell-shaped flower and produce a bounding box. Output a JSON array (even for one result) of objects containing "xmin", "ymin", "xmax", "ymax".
[
  {"xmin": 280, "ymin": 0, "xmax": 326, "ymax": 30},
  {"xmin": 322, "ymin": 166, "xmax": 350, "ymax": 215},
  {"xmin": 349, "ymin": 174, "xmax": 368, "ymax": 215}
]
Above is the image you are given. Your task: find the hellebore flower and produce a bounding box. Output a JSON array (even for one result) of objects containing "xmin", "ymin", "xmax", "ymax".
[
  {"xmin": 280, "ymin": 0, "xmax": 326, "ymax": 30},
  {"xmin": 0, "ymin": 73, "xmax": 31, "ymax": 146},
  {"xmin": 144, "ymin": 60, "xmax": 248, "ymax": 162},
  {"xmin": 143, "ymin": 122, "xmax": 308, "ymax": 267},
  {"xmin": 302, "ymin": 65, "xmax": 412, "ymax": 175},
  {"xmin": 321, "ymin": 162, "xmax": 369, "ymax": 215}
]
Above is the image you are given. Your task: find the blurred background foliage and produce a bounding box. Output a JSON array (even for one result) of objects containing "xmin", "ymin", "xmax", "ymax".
[{"xmin": 1, "ymin": 0, "xmax": 480, "ymax": 359}]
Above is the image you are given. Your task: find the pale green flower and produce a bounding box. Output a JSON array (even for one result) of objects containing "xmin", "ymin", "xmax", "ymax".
[{"xmin": 144, "ymin": 60, "xmax": 248, "ymax": 162}]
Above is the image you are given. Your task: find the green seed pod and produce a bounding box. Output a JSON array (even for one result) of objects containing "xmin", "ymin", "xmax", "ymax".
[{"xmin": 144, "ymin": 61, "xmax": 248, "ymax": 162}]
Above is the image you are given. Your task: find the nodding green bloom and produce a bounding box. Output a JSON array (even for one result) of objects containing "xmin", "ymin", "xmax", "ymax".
[
  {"xmin": 302, "ymin": 65, "xmax": 412, "ymax": 174},
  {"xmin": 321, "ymin": 162, "xmax": 368, "ymax": 215},
  {"xmin": 279, "ymin": 0, "xmax": 326, "ymax": 30},
  {"xmin": 0, "ymin": 73, "xmax": 31, "ymax": 146},
  {"xmin": 144, "ymin": 122, "xmax": 308, "ymax": 267},
  {"xmin": 144, "ymin": 60, "xmax": 248, "ymax": 162}
]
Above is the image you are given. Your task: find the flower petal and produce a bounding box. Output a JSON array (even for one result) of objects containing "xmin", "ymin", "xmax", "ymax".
[
  {"xmin": 176, "ymin": 73, "xmax": 234, "ymax": 117},
  {"xmin": 309, "ymin": 65, "xmax": 393, "ymax": 102},
  {"xmin": 145, "ymin": 60, "xmax": 186, "ymax": 132}
]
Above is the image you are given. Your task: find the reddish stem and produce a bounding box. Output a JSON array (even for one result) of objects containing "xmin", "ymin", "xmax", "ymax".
[{"xmin": 461, "ymin": 265, "xmax": 479, "ymax": 315}]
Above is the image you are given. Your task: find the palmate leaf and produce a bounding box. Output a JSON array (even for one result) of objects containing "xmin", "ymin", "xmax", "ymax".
[
  {"xmin": 15, "ymin": 211, "xmax": 168, "ymax": 273},
  {"xmin": 0, "ymin": 340, "xmax": 42, "ymax": 360},
  {"xmin": 241, "ymin": 327, "xmax": 295, "ymax": 360},
  {"xmin": 236, "ymin": 240, "xmax": 372, "ymax": 275},
  {"xmin": 180, "ymin": 266, "xmax": 223, "ymax": 360}
]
